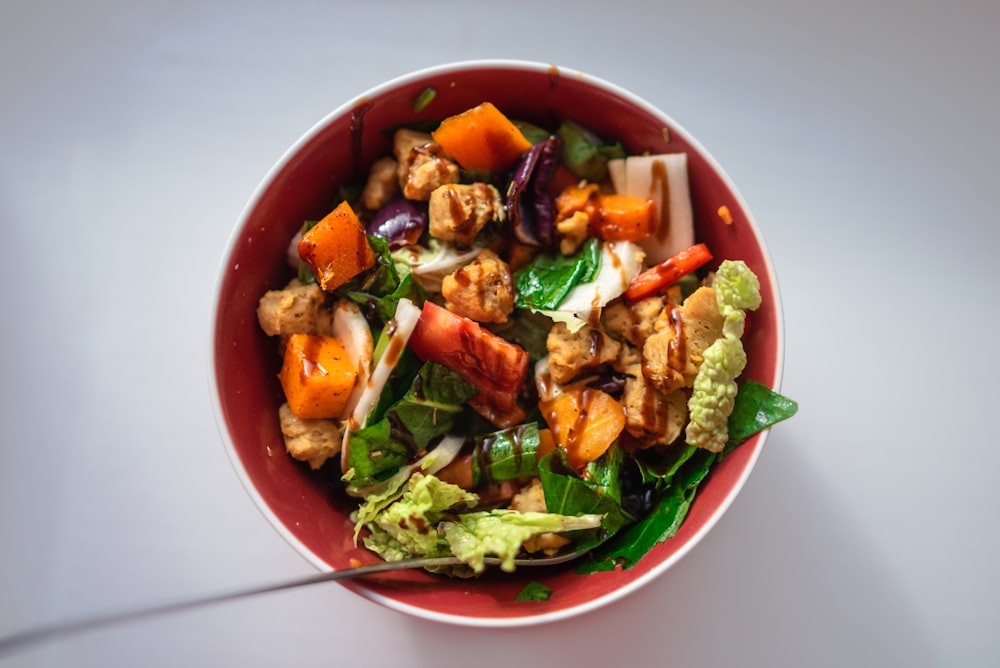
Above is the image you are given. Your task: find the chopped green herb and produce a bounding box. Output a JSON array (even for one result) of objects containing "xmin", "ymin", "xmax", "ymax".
[
  {"xmin": 515, "ymin": 581, "xmax": 553, "ymax": 601},
  {"xmin": 412, "ymin": 87, "xmax": 436, "ymax": 112}
]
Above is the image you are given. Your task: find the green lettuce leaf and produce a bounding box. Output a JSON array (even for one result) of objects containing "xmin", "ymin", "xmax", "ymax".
[
  {"xmin": 339, "ymin": 235, "xmax": 400, "ymax": 301},
  {"xmin": 347, "ymin": 362, "xmax": 476, "ymax": 486},
  {"xmin": 515, "ymin": 581, "xmax": 553, "ymax": 601},
  {"xmin": 346, "ymin": 418, "xmax": 414, "ymax": 485},
  {"xmin": 345, "ymin": 266, "xmax": 426, "ymax": 326},
  {"xmin": 441, "ymin": 509, "xmax": 604, "ymax": 573},
  {"xmin": 538, "ymin": 449, "xmax": 624, "ymax": 551},
  {"xmin": 686, "ymin": 260, "xmax": 761, "ymax": 452},
  {"xmin": 513, "ymin": 237, "xmax": 601, "ymax": 311},
  {"xmin": 471, "ymin": 422, "xmax": 541, "ymax": 486},
  {"xmin": 723, "ymin": 380, "xmax": 799, "ymax": 453},
  {"xmin": 584, "ymin": 440, "xmax": 625, "ymax": 507},
  {"xmin": 361, "ymin": 473, "xmax": 478, "ymax": 562},
  {"xmin": 577, "ymin": 448, "xmax": 717, "ymax": 573},
  {"xmin": 392, "ymin": 362, "xmax": 477, "ymax": 448}
]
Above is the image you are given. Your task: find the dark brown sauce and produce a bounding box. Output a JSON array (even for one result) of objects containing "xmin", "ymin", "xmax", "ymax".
[
  {"xmin": 588, "ymin": 328, "xmax": 603, "ymax": 359},
  {"xmin": 380, "ymin": 318, "xmax": 404, "ymax": 367},
  {"xmin": 650, "ymin": 159, "xmax": 671, "ymax": 243},
  {"xmin": 640, "ymin": 382, "xmax": 657, "ymax": 429},
  {"xmin": 445, "ymin": 186, "xmax": 470, "ymax": 234},
  {"xmin": 565, "ymin": 388, "xmax": 595, "ymax": 455},
  {"xmin": 666, "ymin": 304, "xmax": 686, "ymax": 370},
  {"xmin": 607, "ymin": 242, "xmax": 631, "ymax": 290},
  {"xmin": 387, "ymin": 412, "xmax": 418, "ymax": 455},
  {"xmin": 350, "ymin": 98, "xmax": 373, "ymax": 182},
  {"xmin": 412, "ymin": 143, "xmax": 454, "ymax": 184},
  {"xmin": 410, "ymin": 373, "xmax": 425, "ymax": 401},
  {"xmin": 475, "ymin": 433, "xmax": 497, "ymax": 487},
  {"xmin": 476, "ymin": 429, "xmax": 524, "ymax": 486},
  {"xmin": 452, "ymin": 263, "xmax": 473, "ymax": 288}
]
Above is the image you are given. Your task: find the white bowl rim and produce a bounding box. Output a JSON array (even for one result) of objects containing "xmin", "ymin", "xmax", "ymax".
[{"xmin": 207, "ymin": 58, "xmax": 786, "ymax": 628}]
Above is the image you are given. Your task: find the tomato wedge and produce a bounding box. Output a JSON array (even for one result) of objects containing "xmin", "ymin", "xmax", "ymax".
[
  {"xmin": 409, "ymin": 301, "xmax": 530, "ymax": 428},
  {"xmin": 624, "ymin": 243, "xmax": 713, "ymax": 302}
]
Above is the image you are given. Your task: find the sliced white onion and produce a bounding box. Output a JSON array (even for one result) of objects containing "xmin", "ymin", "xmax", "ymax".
[
  {"xmin": 407, "ymin": 241, "xmax": 482, "ymax": 292},
  {"xmin": 286, "ymin": 228, "xmax": 304, "ymax": 269},
  {"xmin": 340, "ymin": 297, "xmax": 423, "ymax": 472},
  {"xmin": 534, "ymin": 356, "xmax": 562, "ymax": 403},
  {"xmin": 539, "ymin": 240, "xmax": 645, "ymax": 332},
  {"xmin": 348, "ymin": 297, "xmax": 422, "ymax": 430},
  {"xmin": 332, "ymin": 300, "xmax": 373, "ymax": 421}
]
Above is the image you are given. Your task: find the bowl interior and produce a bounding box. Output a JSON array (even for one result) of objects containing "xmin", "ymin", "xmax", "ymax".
[{"xmin": 211, "ymin": 60, "xmax": 783, "ymax": 625}]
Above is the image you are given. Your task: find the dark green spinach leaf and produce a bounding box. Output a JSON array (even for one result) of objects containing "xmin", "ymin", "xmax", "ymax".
[
  {"xmin": 348, "ymin": 362, "xmax": 476, "ymax": 485},
  {"xmin": 578, "ymin": 381, "xmax": 798, "ymax": 572},
  {"xmin": 724, "ymin": 380, "xmax": 799, "ymax": 454},
  {"xmin": 515, "ymin": 581, "xmax": 553, "ymax": 601},
  {"xmin": 513, "ymin": 237, "xmax": 600, "ymax": 311},
  {"xmin": 538, "ymin": 449, "xmax": 624, "ymax": 551},
  {"xmin": 471, "ymin": 422, "xmax": 541, "ymax": 486}
]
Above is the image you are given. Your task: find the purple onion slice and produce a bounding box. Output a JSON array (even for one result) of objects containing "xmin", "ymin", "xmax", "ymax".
[
  {"xmin": 366, "ymin": 197, "xmax": 428, "ymax": 249},
  {"xmin": 506, "ymin": 137, "xmax": 562, "ymax": 247}
]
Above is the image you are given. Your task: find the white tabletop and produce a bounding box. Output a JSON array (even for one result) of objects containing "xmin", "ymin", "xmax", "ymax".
[{"xmin": 2, "ymin": 1, "xmax": 997, "ymax": 666}]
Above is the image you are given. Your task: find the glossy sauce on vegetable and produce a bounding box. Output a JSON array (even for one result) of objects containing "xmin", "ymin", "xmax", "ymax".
[
  {"xmin": 384, "ymin": 320, "xmax": 406, "ymax": 366},
  {"xmin": 349, "ymin": 98, "xmax": 373, "ymax": 180},
  {"xmin": 300, "ymin": 337, "xmax": 325, "ymax": 378},
  {"xmin": 474, "ymin": 428, "xmax": 526, "ymax": 487},
  {"xmin": 650, "ymin": 158, "xmax": 672, "ymax": 243},
  {"xmin": 665, "ymin": 304, "xmax": 686, "ymax": 371},
  {"xmin": 565, "ymin": 387, "xmax": 595, "ymax": 456}
]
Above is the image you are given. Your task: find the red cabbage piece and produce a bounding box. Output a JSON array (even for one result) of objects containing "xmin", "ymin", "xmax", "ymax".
[
  {"xmin": 367, "ymin": 197, "xmax": 428, "ymax": 249},
  {"xmin": 506, "ymin": 137, "xmax": 562, "ymax": 247}
]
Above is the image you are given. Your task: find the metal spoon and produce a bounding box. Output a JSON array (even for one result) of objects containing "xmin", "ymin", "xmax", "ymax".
[{"xmin": 0, "ymin": 551, "xmax": 585, "ymax": 657}]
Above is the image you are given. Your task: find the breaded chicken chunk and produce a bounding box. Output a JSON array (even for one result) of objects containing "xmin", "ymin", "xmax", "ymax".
[
  {"xmin": 441, "ymin": 249, "xmax": 515, "ymax": 323},
  {"xmin": 392, "ymin": 128, "xmax": 459, "ymax": 201},
  {"xmin": 360, "ymin": 156, "xmax": 400, "ymax": 211},
  {"xmin": 641, "ymin": 286, "xmax": 724, "ymax": 394},
  {"xmin": 546, "ymin": 322, "xmax": 622, "ymax": 385},
  {"xmin": 620, "ymin": 363, "xmax": 688, "ymax": 448},
  {"xmin": 602, "ymin": 295, "xmax": 665, "ymax": 347},
  {"xmin": 278, "ymin": 403, "xmax": 342, "ymax": 470},
  {"xmin": 428, "ymin": 182, "xmax": 504, "ymax": 246},
  {"xmin": 256, "ymin": 280, "xmax": 333, "ymax": 337}
]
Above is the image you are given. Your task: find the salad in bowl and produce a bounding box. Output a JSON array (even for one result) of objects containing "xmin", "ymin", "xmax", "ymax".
[{"xmin": 212, "ymin": 61, "xmax": 795, "ymax": 624}]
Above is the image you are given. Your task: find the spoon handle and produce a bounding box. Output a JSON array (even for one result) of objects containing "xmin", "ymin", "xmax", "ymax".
[{"xmin": 0, "ymin": 556, "xmax": 466, "ymax": 657}]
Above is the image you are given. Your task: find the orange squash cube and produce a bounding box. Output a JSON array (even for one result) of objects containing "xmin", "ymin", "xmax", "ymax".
[
  {"xmin": 539, "ymin": 386, "xmax": 625, "ymax": 469},
  {"xmin": 432, "ymin": 102, "xmax": 533, "ymax": 172},
  {"xmin": 278, "ymin": 333, "xmax": 358, "ymax": 419},
  {"xmin": 590, "ymin": 194, "xmax": 657, "ymax": 242},
  {"xmin": 298, "ymin": 201, "xmax": 376, "ymax": 292}
]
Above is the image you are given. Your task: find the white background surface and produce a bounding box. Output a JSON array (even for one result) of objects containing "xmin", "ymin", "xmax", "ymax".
[{"xmin": 2, "ymin": 1, "xmax": 997, "ymax": 666}]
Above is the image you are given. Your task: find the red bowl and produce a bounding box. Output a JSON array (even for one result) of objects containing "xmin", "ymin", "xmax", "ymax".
[{"xmin": 210, "ymin": 60, "xmax": 785, "ymax": 626}]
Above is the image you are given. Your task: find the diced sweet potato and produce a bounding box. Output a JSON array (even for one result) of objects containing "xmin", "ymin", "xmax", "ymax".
[
  {"xmin": 539, "ymin": 386, "xmax": 625, "ymax": 469},
  {"xmin": 555, "ymin": 184, "xmax": 656, "ymax": 242},
  {"xmin": 278, "ymin": 333, "xmax": 358, "ymax": 419},
  {"xmin": 298, "ymin": 201, "xmax": 376, "ymax": 292},
  {"xmin": 589, "ymin": 194, "xmax": 656, "ymax": 242},
  {"xmin": 432, "ymin": 102, "xmax": 533, "ymax": 172}
]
